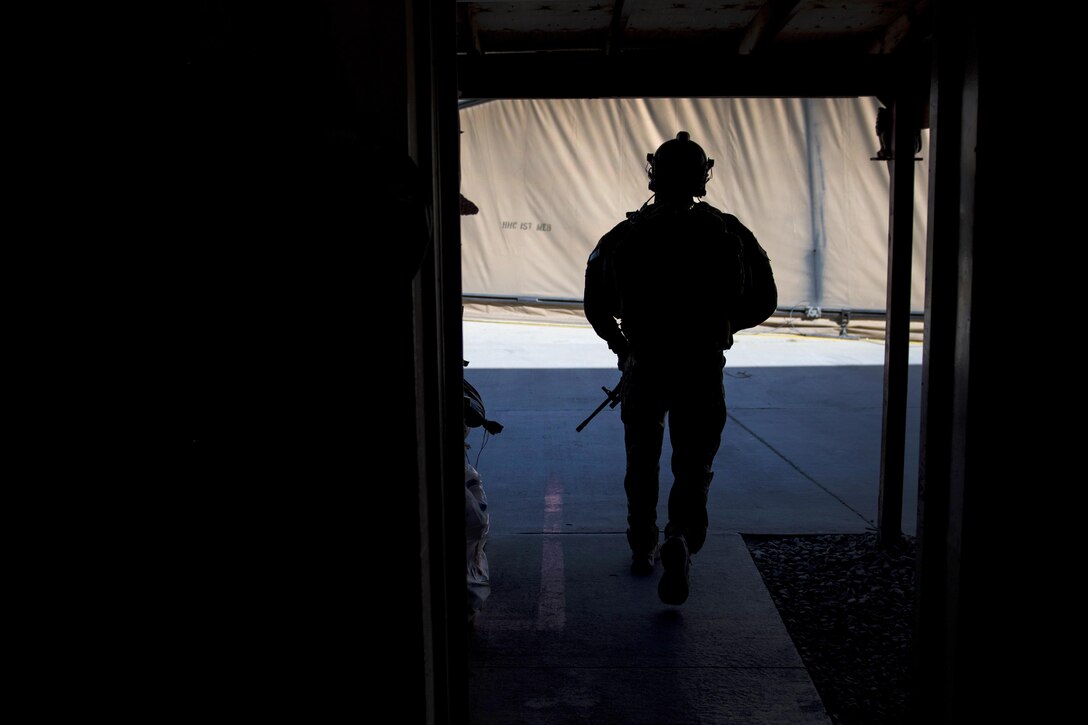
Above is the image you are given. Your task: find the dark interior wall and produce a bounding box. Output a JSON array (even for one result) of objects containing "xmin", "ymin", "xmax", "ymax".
[
  {"xmin": 944, "ymin": 14, "xmax": 1035, "ymax": 720},
  {"xmin": 917, "ymin": 4, "xmax": 1038, "ymax": 721},
  {"xmin": 154, "ymin": 3, "xmax": 428, "ymax": 718}
]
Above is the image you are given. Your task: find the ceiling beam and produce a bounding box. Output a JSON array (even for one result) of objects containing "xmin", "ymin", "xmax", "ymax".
[
  {"xmin": 606, "ymin": 0, "xmax": 636, "ymax": 56},
  {"xmin": 869, "ymin": 0, "xmax": 932, "ymax": 55},
  {"xmin": 737, "ymin": 0, "xmax": 802, "ymax": 55},
  {"xmin": 457, "ymin": 51, "xmax": 897, "ymax": 99},
  {"xmin": 457, "ymin": 2, "xmax": 483, "ymax": 55}
]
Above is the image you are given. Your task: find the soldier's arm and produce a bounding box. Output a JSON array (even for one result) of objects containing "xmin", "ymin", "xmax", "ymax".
[{"xmin": 584, "ymin": 228, "xmax": 630, "ymax": 362}]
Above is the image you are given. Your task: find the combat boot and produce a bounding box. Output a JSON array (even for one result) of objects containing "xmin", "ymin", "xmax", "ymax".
[
  {"xmin": 627, "ymin": 526, "xmax": 659, "ymax": 576},
  {"xmin": 658, "ymin": 534, "xmax": 691, "ymax": 604}
]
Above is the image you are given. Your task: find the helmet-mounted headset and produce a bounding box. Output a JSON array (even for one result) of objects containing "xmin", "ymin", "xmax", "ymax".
[{"xmin": 646, "ymin": 131, "xmax": 714, "ymax": 197}]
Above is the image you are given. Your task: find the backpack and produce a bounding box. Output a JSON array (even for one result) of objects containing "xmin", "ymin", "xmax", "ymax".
[{"xmin": 711, "ymin": 207, "xmax": 778, "ymax": 333}]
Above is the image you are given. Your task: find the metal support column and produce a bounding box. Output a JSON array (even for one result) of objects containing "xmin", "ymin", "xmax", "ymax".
[
  {"xmin": 410, "ymin": 0, "xmax": 466, "ymax": 722},
  {"xmin": 914, "ymin": 1, "xmax": 998, "ymax": 719},
  {"xmin": 877, "ymin": 69, "xmax": 919, "ymax": 548}
]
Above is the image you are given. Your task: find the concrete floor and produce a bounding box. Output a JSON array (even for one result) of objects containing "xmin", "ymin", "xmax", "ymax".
[{"xmin": 462, "ymin": 319, "xmax": 922, "ymax": 724}]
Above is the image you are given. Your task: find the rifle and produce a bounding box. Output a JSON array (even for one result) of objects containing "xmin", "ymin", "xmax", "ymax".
[{"xmin": 576, "ymin": 371, "xmax": 629, "ymax": 432}]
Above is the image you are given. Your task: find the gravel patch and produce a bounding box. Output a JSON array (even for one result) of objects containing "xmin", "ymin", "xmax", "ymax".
[{"xmin": 744, "ymin": 532, "xmax": 917, "ymax": 725}]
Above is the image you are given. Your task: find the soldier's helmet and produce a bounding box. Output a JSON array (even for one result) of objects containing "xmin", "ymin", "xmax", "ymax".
[{"xmin": 646, "ymin": 131, "xmax": 715, "ymax": 197}]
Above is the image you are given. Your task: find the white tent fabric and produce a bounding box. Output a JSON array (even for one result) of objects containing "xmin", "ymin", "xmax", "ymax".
[{"xmin": 458, "ymin": 97, "xmax": 928, "ymax": 323}]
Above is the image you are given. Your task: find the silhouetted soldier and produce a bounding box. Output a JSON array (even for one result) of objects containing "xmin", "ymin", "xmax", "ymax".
[{"xmin": 584, "ymin": 131, "xmax": 755, "ymax": 605}]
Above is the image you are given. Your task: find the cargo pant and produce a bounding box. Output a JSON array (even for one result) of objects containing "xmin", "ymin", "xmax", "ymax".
[{"xmin": 620, "ymin": 350, "xmax": 727, "ymax": 557}]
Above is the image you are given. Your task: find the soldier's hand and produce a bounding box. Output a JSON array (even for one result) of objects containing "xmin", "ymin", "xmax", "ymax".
[{"xmin": 609, "ymin": 336, "xmax": 630, "ymax": 371}]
